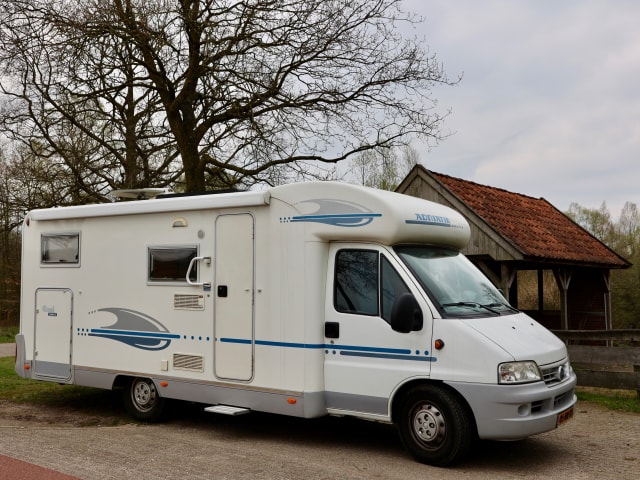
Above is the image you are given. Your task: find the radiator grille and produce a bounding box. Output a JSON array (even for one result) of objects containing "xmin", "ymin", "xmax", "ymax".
[
  {"xmin": 174, "ymin": 294, "xmax": 205, "ymax": 310},
  {"xmin": 541, "ymin": 360, "xmax": 571, "ymax": 386},
  {"xmin": 173, "ymin": 354, "xmax": 204, "ymax": 372}
]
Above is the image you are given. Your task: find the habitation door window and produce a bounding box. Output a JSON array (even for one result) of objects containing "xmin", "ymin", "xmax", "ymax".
[
  {"xmin": 41, "ymin": 233, "xmax": 80, "ymax": 265},
  {"xmin": 148, "ymin": 246, "xmax": 198, "ymax": 283}
]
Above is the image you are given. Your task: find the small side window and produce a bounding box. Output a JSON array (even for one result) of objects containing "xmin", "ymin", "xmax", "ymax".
[
  {"xmin": 41, "ymin": 233, "xmax": 80, "ymax": 265},
  {"xmin": 334, "ymin": 249, "xmax": 379, "ymax": 316},
  {"xmin": 148, "ymin": 246, "xmax": 198, "ymax": 283},
  {"xmin": 381, "ymin": 255, "xmax": 411, "ymax": 323}
]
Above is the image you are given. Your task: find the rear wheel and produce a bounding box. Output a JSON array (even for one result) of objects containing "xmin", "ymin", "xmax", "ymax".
[
  {"xmin": 123, "ymin": 377, "xmax": 166, "ymax": 422},
  {"xmin": 396, "ymin": 384, "xmax": 474, "ymax": 467}
]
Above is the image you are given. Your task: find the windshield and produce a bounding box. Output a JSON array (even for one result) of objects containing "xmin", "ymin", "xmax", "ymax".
[{"xmin": 395, "ymin": 246, "xmax": 517, "ymax": 318}]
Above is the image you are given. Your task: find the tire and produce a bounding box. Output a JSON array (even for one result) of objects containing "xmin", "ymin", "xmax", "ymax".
[
  {"xmin": 396, "ymin": 384, "xmax": 474, "ymax": 467},
  {"xmin": 123, "ymin": 377, "xmax": 166, "ymax": 422}
]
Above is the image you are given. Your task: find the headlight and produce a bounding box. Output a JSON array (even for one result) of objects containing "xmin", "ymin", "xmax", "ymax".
[{"xmin": 498, "ymin": 361, "xmax": 541, "ymax": 384}]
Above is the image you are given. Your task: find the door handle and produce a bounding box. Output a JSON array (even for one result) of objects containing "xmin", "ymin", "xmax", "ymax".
[
  {"xmin": 185, "ymin": 256, "xmax": 211, "ymax": 288},
  {"xmin": 324, "ymin": 322, "xmax": 340, "ymax": 339}
]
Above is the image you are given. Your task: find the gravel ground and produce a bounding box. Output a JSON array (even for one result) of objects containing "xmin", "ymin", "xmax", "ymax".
[
  {"xmin": 1, "ymin": 344, "xmax": 638, "ymax": 479},
  {"xmin": 0, "ymin": 343, "xmax": 14, "ymax": 357}
]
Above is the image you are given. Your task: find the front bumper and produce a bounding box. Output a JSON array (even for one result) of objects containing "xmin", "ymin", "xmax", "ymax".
[{"xmin": 447, "ymin": 370, "xmax": 577, "ymax": 440}]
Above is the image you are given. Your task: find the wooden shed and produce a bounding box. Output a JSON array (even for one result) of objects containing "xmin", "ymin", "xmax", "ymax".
[{"xmin": 397, "ymin": 165, "xmax": 630, "ymax": 331}]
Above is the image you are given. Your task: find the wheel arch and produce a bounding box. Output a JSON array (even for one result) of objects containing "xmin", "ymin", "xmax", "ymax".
[
  {"xmin": 390, "ymin": 379, "xmax": 477, "ymax": 434},
  {"xmin": 112, "ymin": 374, "xmax": 133, "ymax": 390}
]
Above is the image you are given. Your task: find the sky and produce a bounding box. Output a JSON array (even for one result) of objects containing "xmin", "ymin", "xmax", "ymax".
[{"xmin": 403, "ymin": 0, "xmax": 640, "ymax": 218}]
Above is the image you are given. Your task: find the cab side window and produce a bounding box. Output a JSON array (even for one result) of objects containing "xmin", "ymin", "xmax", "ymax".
[{"xmin": 334, "ymin": 249, "xmax": 378, "ymax": 316}]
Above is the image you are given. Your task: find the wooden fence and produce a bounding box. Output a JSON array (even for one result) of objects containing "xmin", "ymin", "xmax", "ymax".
[{"xmin": 551, "ymin": 329, "xmax": 640, "ymax": 397}]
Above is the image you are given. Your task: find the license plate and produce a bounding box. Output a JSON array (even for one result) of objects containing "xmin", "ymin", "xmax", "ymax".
[{"xmin": 557, "ymin": 407, "xmax": 574, "ymax": 427}]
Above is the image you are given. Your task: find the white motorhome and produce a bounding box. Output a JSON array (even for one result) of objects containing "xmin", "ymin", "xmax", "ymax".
[{"xmin": 15, "ymin": 181, "xmax": 576, "ymax": 466}]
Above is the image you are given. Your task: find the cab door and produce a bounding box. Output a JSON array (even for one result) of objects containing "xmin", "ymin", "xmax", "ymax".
[{"xmin": 323, "ymin": 244, "xmax": 433, "ymax": 417}]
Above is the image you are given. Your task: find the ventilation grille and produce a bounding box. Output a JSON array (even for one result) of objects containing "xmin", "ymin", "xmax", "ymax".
[
  {"xmin": 174, "ymin": 294, "xmax": 205, "ymax": 310},
  {"xmin": 173, "ymin": 354, "xmax": 204, "ymax": 372}
]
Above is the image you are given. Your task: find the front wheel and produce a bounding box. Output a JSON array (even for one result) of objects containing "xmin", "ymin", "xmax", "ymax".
[
  {"xmin": 396, "ymin": 384, "xmax": 474, "ymax": 467},
  {"xmin": 123, "ymin": 377, "xmax": 166, "ymax": 422}
]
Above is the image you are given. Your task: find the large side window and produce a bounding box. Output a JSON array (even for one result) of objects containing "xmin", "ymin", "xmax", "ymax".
[
  {"xmin": 148, "ymin": 246, "xmax": 198, "ymax": 283},
  {"xmin": 41, "ymin": 233, "xmax": 80, "ymax": 265},
  {"xmin": 334, "ymin": 249, "xmax": 379, "ymax": 316}
]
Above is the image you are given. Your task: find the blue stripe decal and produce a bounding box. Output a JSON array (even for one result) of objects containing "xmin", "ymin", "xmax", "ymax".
[
  {"xmin": 340, "ymin": 351, "xmax": 436, "ymax": 362},
  {"xmin": 90, "ymin": 328, "xmax": 181, "ymax": 340},
  {"xmin": 221, "ymin": 337, "xmax": 409, "ymax": 354},
  {"xmin": 285, "ymin": 213, "xmax": 382, "ymax": 227},
  {"xmin": 220, "ymin": 338, "xmax": 328, "ymax": 348},
  {"xmin": 219, "ymin": 337, "xmax": 252, "ymax": 345},
  {"xmin": 291, "ymin": 213, "xmax": 381, "ymax": 221},
  {"xmin": 327, "ymin": 344, "xmax": 411, "ymax": 355},
  {"xmin": 219, "ymin": 337, "xmax": 435, "ymax": 361},
  {"xmin": 256, "ymin": 340, "xmax": 326, "ymax": 349}
]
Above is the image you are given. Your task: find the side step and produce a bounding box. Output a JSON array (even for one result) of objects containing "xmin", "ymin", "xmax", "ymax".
[{"xmin": 204, "ymin": 405, "xmax": 251, "ymax": 416}]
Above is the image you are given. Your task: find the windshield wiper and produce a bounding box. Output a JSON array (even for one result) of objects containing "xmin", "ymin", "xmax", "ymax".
[
  {"xmin": 485, "ymin": 302, "xmax": 519, "ymax": 313},
  {"xmin": 441, "ymin": 302, "xmax": 500, "ymax": 315}
]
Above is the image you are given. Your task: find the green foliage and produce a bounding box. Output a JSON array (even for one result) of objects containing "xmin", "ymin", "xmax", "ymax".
[{"xmin": 566, "ymin": 201, "xmax": 640, "ymax": 329}]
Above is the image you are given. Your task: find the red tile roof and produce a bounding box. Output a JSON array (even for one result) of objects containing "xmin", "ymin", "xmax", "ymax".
[{"xmin": 430, "ymin": 171, "xmax": 629, "ymax": 267}]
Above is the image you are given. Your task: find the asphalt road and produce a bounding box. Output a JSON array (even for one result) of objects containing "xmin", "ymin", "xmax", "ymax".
[{"xmin": 1, "ymin": 344, "xmax": 638, "ymax": 479}]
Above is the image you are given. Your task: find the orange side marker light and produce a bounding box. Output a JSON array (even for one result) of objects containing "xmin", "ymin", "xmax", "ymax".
[{"xmin": 287, "ymin": 397, "xmax": 297, "ymax": 405}]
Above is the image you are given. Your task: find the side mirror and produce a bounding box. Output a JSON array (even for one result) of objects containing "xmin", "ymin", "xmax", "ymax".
[{"xmin": 390, "ymin": 293, "xmax": 423, "ymax": 333}]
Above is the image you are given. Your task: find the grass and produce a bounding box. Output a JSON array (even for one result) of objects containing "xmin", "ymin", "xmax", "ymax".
[
  {"xmin": 0, "ymin": 325, "xmax": 18, "ymax": 343},
  {"xmin": 576, "ymin": 386, "xmax": 640, "ymax": 414},
  {"xmin": 0, "ymin": 356, "xmax": 106, "ymax": 405}
]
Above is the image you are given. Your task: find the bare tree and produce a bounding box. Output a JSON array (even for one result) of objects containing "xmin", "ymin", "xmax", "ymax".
[
  {"xmin": 350, "ymin": 145, "xmax": 419, "ymax": 191},
  {"xmin": 1, "ymin": 0, "xmax": 455, "ymax": 193},
  {"xmin": 0, "ymin": 0, "xmax": 181, "ymax": 202},
  {"xmin": 0, "ymin": 150, "xmax": 34, "ymax": 324}
]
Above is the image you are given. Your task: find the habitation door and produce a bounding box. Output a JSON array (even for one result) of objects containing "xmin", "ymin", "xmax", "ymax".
[
  {"xmin": 214, "ymin": 214, "xmax": 255, "ymax": 381},
  {"xmin": 34, "ymin": 288, "xmax": 73, "ymax": 381}
]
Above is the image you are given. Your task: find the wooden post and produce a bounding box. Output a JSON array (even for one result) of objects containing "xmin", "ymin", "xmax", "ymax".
[
  {"xmin": 537, "ymin": 269, "xmax": 544, "ymax": 312},
  {"xmin": 500, "ymin": 264, "xmax": 517, "ymax": 305},
  {"xmin": 554, "ymin": 268, "xmax": 572, "ymax": 331}
]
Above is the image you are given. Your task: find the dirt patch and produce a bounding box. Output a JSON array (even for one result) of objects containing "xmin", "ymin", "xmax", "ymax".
[{"xmin": 0, "ymin": 396, "xmax": 130, "ymax": 428}]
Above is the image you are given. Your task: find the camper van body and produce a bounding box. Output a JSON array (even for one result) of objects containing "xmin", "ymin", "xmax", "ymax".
[{"xmin": 15, "ymin": 181, "xmax": 576, "ymax": 466}]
